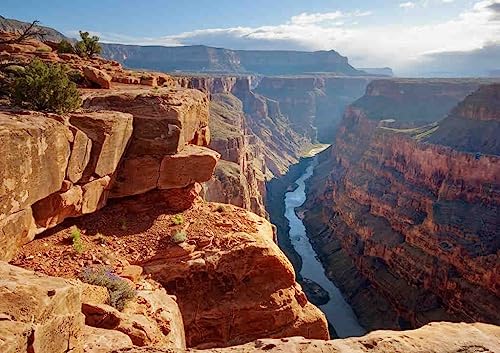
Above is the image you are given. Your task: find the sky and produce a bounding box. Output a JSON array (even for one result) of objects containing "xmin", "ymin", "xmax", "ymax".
[{"xmin": 1, "ymin": 0, "xmax": 499, "ymax": 75}]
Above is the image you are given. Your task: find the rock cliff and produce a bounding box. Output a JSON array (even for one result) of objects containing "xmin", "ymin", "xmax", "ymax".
[
  {"xmin": 304, "ymin": 81, "xmax": 500, "ymax": 330},
  {"xmin": 101, "ymin": 44, "xmax": 362, "ymax": 76},
  {"xmin": 0, "ymin": 31, "xmax": 328, "ymax": 350},
  {"xmin": 177, "ymin": 75, "xmax": 311, "ymax": 217},
  {"xmin": 254, "ymin": 76, "xmax": 371, "ymax": 141}
]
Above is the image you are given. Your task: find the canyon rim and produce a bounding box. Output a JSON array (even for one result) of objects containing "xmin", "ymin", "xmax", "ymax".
[{"xmin": 0, "ymin": 3, "xmax": 499, "ymax": 353}]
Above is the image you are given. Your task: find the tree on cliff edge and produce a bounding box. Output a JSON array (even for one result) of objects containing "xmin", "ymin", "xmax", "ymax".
[{"xmin": 75, "ymin": 31, "xmax": 101, "ymax": 57}]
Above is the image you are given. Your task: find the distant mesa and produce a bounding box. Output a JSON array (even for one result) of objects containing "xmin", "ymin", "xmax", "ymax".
[{"xmin": 0, "ymin": 16, "xmax": 367, "ymax": 77}]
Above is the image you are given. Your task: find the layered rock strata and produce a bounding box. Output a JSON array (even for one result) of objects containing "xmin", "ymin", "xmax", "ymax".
[
  {"xmin": 255, "ymin": 76, "xmax": 371, "ymax": 141},
  {"xmin": 304, "ymin": 82, "xmax": 500, "ymax": 330}
]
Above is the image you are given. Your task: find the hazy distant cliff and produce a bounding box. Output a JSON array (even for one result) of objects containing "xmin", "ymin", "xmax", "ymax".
[{"xmin": 101, "ymin": 44, "xmax": 362, "ymax": 76}]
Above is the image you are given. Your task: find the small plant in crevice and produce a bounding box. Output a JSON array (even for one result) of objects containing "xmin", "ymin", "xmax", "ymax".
[
  {"xmin": 70, "ymin": 227, "xmax": 84, "ymax": 253},
  {"xmin": 119, "ymin": 218, "xmax": 127, "ymax": 231},
  {"xmin": 79, "ymin": 266, "xmax": 136, "ymax": 311},
  {"xmin": 171, "ymin": 230, "xmax": 187, "ymax": 244},
  {"xmin": 94, "ymin": 233, "xmax": 107, "ymax": 245},
  {"xmin": 215, "ymin": 204, "xmax": 230, "ymax": 213},
  {"xmin": 171, "ymin": 214, "xmax": 184, "ymax": 225}
]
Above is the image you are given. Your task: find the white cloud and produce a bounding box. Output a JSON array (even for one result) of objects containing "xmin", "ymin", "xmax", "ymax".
[
  {"xmin": 289, "ymin": 10, "xmax": 372, "ymax": 25},
  {"xmin": 86, "ymin": 1, "xmax": 500, "ymax": 75},
  {"xmin": 400, "ymin": 2, "xmax": 416, "ymax": 9}
]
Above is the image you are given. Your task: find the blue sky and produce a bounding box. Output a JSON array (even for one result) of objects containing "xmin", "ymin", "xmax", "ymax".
[{"xmin": 1, "ymin": 0, "xmax": 499, "ymax": 74}]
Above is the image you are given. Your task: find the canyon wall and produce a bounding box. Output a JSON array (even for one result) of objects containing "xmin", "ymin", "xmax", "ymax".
[
  {"xmin": 255, "ymin": 76, "xmax": 372, "ymax": 141},
  {"xmin": 304, "ymin": 80, "xmax": 500, "ymax": 330},
  {"xmin": 177, "ymin": 75, "xmax": 311, "ymax": 216},
  {"xmin": 101, "ymin": 44, "xmax": 362, "ymax": 76}
]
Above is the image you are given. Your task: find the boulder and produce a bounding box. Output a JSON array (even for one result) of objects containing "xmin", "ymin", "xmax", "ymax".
[
  {"xmin": 83, "ymin": 88, "xmax": 210, "ymax": 156},
  {"xmin": 82, "ymin": 326, "xmax": 133, "ymax": 353},
  {"xmin": 0, "ymin": 112, "xmax": 71, "ymax": 259},
  {"xmin": 83, "ymin": 66, "xmax": 112, "ymax": 89},
  {"xmin": 0, "ymin": 262, "xmax": 84, "ymax": 353},
  {"xmin": 0, "ymin": 112, "xmax": 71, "ymax": 217},
  {"xmin": 158, "ymin": 145, "xmax": 220, "ymax": 189},
  {"xmin": 142, "ymin": 207, "xmax": 328, "ymax": 348},
  {"xmin": 82, "ymin": 281, "xmax": 185, "ymax": 349},
  {"xmin": 69, "ymin": 111, "xmax": 133, "ymax": 181}
]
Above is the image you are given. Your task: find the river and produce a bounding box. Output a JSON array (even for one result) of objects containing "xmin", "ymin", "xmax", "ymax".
[{"xmin": 284, "ymin": 154, "xmax": 366, "ymax": 338}]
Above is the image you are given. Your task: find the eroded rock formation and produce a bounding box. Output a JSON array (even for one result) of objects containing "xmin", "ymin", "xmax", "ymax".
[
  {"xmin": 255, "ymin": 76, "xmax": 371, "ymax": 141},
  {"xmin": 116, "ymin": 322, "xmax": 500, "ymax": 353},
  {"xmin": 304, "ymin": 81, "xmax": 500, "ymax": 330}
]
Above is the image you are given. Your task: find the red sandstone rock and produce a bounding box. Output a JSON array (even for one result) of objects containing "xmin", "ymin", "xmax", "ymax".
[
  {"xmin": 304, "ymin": 83, "xmax": 500, "ymax": 329},
  {"xmin": 82, "ymin": 281, "xmax": 185, "ymax": 349},
  {"xmin": 82, "ymin": 325, "xmax": 133, "ymax": 353},
  {"xmin": 68, "ymin": 111, "xmax": 133, "ymax": 181},
  {"xmin": 158, "ymin": 145, "xmax": 220, "ymax": 189},
  {"xmin": 83, "ymin": 66, "xmax": 112, "ymax": 89},
  {"xmin": 0, "ymin": 262, "xmax": 85, "ymax": 353},
  {"xmin": 142, "ymin": 206, "xmax": 328, "ymax": 348}
]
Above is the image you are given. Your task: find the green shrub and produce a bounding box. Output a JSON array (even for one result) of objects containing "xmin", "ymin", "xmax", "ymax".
[
  {"xmin": 35, "ymin": 47, "xmax": 51, "ymax": 52},
  {"xmin": 3, "ymin": 65, "xmax": 25, "ymax": 77},
  {"xmin": 171, "ymin": 214, "xmax": 184, "ymax": 225},
  {"xmin": 171, "ymin": 230, "xmax": 187, "ymax": 244},
  {"xmin": 57, "ymin": 39, "xmax": 75, "ymax": 54},
  {"xmin": 11, "ymin": 59, "xmax": 81, "ymax": 113},
  {"xmin": 79, "ymin": 266, "xmax": 136, "ymax": 311},
  {"xmin": 75, "ymin": 31, "xmax": 101, "ymax": 57},
  {"xmin": 70, "ymin": 227, "xmax": 84, "ymax": 253}
]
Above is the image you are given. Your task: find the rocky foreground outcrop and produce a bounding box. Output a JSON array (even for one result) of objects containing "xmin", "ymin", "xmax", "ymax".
[
  {"xmin": 304, "ymin": 81, "xmax": 500, "ymax": 330},
  {"xmin": 2, "ymin": 261, "xmax": 498, "ymax": 353},
  {"xmin": 0, "ymin": 85, "xmax": 217, "ymax": 261},
  {"xmin": 115, "ymin": 322, "xmax": 500, "ymax": 353},
  {"xmin": 0, "ymin": 31, "xmax": 329, "ymax": 349}
]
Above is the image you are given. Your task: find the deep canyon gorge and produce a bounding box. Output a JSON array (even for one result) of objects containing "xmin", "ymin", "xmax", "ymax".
[{"xmin": 0, "ymin": 16, "xmax": 499, "ymax": 353}]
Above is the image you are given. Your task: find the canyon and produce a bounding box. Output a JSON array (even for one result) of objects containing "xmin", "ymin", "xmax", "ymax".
[
  {"xmin": 303, "ymin": 79, "xmax": 500, "ymax": 330},
  {"xmin": 0, "ymin": 17, "xmax": 499, "ymax": 353}
]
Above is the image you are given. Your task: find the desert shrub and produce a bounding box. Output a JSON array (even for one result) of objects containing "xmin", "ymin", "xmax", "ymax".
[
  {"xmin": 171, "ymin": 214, "xmax": 184, "ymax": 225},
  {"xmin": 3, "ymin": 65, "xmax": 25, "ymax": 77},
  {"xmin": 171, "ymin": 230, "xmax": 187, "ymax": 244},
  {"xmin": 70, "ymin": 227, "xmax": 84, "ymax": 253},
  {"xmin": 75, "ymin": 31, "xmax": 101, "ymax": 57},
  {"xmin": 57, "ymin": 39, "xmax": 75, "ymax": 54},
  {"xmin": 35, "ymin": 47, "xmax": 51, "ymax": 52},
  {"xmin": 79, "ymin": 266, "xmax": 136, "ymax": 311},
  {"xmin": 11, "ymin": 59, "xmax": 81, "ymax": 113}
]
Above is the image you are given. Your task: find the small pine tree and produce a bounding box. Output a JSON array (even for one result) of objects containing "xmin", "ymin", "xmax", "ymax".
[
  {"xmin": 57, "ymin": 39, "xmax": 75, "ymax": 54},
  {"xmin": 11, "ymin": 59, "xmax": 81, "ymax": 113},
  {"xmin": 75, "ymin": 31, "xmax": 101, "ymax": 57}
]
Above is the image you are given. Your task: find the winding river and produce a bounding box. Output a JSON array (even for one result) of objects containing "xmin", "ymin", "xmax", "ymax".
[{"xmin": 284, "ymin": 153, "xmax": 366, "ymax": 338}]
